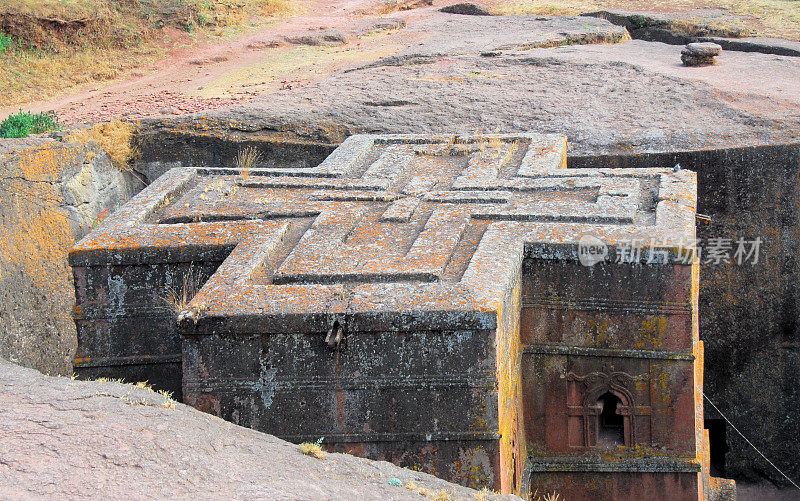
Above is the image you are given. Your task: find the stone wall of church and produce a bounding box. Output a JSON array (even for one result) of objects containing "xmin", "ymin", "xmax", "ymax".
[{"xmin": 570, "ymin": 143, "xmax": 800, "ymax": 486}]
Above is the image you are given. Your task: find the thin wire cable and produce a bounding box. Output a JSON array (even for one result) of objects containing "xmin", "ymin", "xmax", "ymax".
[{"xmin": 703, "ymin": 392, "xmax": 800, "ymax": 490}]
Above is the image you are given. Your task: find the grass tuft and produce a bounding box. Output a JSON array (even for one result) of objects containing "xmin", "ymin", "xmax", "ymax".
[
  {"xmin": 0, "ymin": 32, "xmax": 11, "ymax": 53},
  {"xmin": 68, "ymin": 120, "xmax": 137, "ymax": 169},
  {"xmin": 133, "ymin": 381, "xmax": 153, "ymax": 391},
  {"xmin": 157, "ymin": 389, "xmax": 176, "ymax": 409},
  {"xmin": 299, "ymin": 437, "xmax": 326, "ymax": 459},
  {"xmin": 160, "ymin": 265, "xmax": 203, "ymax": 316},
  {"xmin": 404, "ymin": 481, "xmax": 457, "ymax": 500},
  {"xmin": 236, "ymin": 146, "xmax": 261, "ymax": 180},
  {"xmin": 526, "ymin": 488, "xmax": 562, "ymax": 501},
  {"xmin": 0, "ymin": 109, "xmax": 58, "ymax": 138},
  {"xmin": 431, "ymin": 490, "xmax": 452, "ymax": 501}
]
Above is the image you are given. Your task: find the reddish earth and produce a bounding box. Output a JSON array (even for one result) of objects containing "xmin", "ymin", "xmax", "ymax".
[
  {"xmin": 0, "ymin": 0, "xmax": 407, "ymax": 123},
  {"xmin": 8, "ymin": 0, "xmax": 798, "ymax": 127}
]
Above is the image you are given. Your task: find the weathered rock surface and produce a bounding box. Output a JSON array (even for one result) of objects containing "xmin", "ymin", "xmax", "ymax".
[
  {"xmin": 695, "ymin": 36, "xmax": 800, "ymax": 57},
  {"xmin": 685, "ymin": 41, "xmax": 723, "ymax": 57},
  {"xmin": 387, "ymin": 0, "xmax": 433, "ymax": 11},
  {"xmin": 0, "ymin": 139, "xmax": 139, "ymax": 376},
  {"xmin": 583, "ymin": 9, "xmax": 750, "ymax": 40},
  {"xmin": 0, "ymin": 358, "xmax": 518, "ymax": 500},
  {"xmin": 440, "ymin": 3, "xmax": 491, "ymax": 16},
  {"xmin": 583, "ymin": 9, "xmax": 800, "ymax": 57},
  {"xmin": 353, "ymin": 17, "xmax": 407, "ymax": 36},
  {"xmin": 284, "ymin": 29, "xmax": 350, "ymax": 47},
  {"xmin": 147, "ymin": 38, "xmax": 798, "ymax": 160},
  {"xmin": 388, "ymin": 14, "xmax": 629, "ymax": 57}
]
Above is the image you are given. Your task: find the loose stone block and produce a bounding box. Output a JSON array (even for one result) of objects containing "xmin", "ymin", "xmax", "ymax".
[
  {"xmin": 71, "ymin": 133, "xmax": 730, "ymax": 498},
  {"xmin": 682, "ymin": 42, "xmax": 723, "ymax": 66}
]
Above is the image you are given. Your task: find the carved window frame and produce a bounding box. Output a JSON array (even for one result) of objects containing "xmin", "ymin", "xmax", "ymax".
[{"xmin": 566, "ymin": 371, "xmax": 651, "ymax": 449}]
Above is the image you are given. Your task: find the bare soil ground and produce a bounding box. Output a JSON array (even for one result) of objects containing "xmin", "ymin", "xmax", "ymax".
[
  {"xmin": 3, "ymin": 0, "xmax": 798, "ymax": 127},
  {"xmin": 1, "ymin": 0, "xmax": 399, "ymax": 121},
  {"xmin": 0, "ymin": 0, "xmax": 294, "ymax": 107}
]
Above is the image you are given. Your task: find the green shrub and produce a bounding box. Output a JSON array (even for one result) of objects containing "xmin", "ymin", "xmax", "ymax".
[
  {"xmin": 0, "ymin": 32, "xmax": 12, "ymax": 53},
  {"xmin": 0, "ymin": 110, "xmax": 59, "ymax": 138}
]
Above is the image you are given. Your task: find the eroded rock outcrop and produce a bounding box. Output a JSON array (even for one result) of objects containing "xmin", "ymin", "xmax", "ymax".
[
  {"xmin": 0, "ymin": 138, "xmax": 139, "ymax": 375},
  {"xmin": 440, "ymin": 3, "xmax": 491, "ymax": 16}
]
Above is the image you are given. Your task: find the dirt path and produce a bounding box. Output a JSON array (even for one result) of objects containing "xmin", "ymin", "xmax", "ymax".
[{"xmin": 0, "ymin": 0, "xmax": 412, "ymax": 124}]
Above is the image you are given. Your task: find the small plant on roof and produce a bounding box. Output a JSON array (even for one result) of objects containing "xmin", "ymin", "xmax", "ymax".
[
  {"xmin": 236, "ymin": 146, "xmax": 261, "ymax": 180},
  {"xmin": 299, "ymin": 436, "xmax": 326, "ymax": 459},
  {"xmin": 160, "ymin": 265, "xmax": 203, "ymax": 315},
  {"xmin": 89, "ymin": 208, "xmax": 110, "ymax": 230}
]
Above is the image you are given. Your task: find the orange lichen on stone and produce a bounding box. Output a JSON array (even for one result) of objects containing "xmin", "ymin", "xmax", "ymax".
[{"xmin": 1, "ymin": 143, "xmax": 82, "ymax": 374}]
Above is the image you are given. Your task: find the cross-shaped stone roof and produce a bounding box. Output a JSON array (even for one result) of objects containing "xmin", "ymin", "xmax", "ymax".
[{"xmin": 70, "ymin": 133, "xmax": 696, "ymax": 335}]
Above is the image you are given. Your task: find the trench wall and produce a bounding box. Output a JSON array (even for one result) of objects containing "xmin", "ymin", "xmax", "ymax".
[{"xmin": 0, "ymin": 138, "xmax": 139, "ymax": 375}]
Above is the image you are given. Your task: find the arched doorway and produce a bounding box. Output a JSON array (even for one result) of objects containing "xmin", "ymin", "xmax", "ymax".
[{"xmin": 597, "ymin": 391, "xmax": 625, "ymax": 446}]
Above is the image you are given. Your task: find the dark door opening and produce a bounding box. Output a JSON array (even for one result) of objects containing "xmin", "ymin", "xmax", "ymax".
[
  {"xmin": 598, "ymin": 392, "xmax": 625, "ymax": 446},
  {"xmin": 705, "ymin": 418, "xmax": 728, "ymax": 477}
]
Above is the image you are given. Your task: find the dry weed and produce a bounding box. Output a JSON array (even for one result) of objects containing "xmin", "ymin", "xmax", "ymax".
[
  {"xmin": 299, "ymin": 437, "xmax": 326, "ymax": 459},
  {"xmin": 68, "ymin": 120, "xmax": 137, "ymax": 169},
  {"xmin": 526, "ymin": 488, "xmax": 562, "ymax": 501},
  {"xmin": 236, "ymin": 146, "xmax": 261, "ymax": 180},
  {"xmin": 160, "ymin": 266, "xmax": 203, "ymax": 315},
  {"xmin": 404, "ymin": 481, "xmax": 455, "ymax": 500},
  {"xmin": 158, "ymin": 389, "xmax": 176, "ymax": 409}
]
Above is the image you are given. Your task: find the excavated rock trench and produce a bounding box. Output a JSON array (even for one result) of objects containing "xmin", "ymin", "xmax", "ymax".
[{"xmin": 0, "ymin": 138, "xmax": 140, "ymax": 376}]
